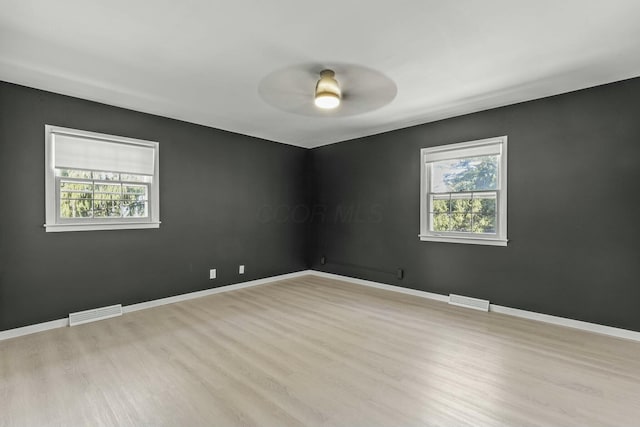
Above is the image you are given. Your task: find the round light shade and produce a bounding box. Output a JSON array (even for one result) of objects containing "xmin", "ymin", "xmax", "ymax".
[
  {"xmin": 314, "ymin": 69, "xmax": 341, "ymax": 109},
  {"xmin": 314, "ymin": 92, "xmax": 340, "ymax": 109}
]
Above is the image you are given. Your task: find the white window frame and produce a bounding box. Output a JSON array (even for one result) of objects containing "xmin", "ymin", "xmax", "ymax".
[
  {"xmin": 44, "ymin": 125, "xmax": 160, "ymax": 232},
  {"xmin": 419, "ymin": 136, "xmax": 508, "ymax": 246}
]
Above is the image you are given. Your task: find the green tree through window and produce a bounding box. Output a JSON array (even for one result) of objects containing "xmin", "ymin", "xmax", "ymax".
[
  {"xmin": 432, "ymin": 156, "xmax": 498, "ymax": 233},
  {"xmin": 58, "ymin": 169, "xmax": 149, "ymax": 219}
]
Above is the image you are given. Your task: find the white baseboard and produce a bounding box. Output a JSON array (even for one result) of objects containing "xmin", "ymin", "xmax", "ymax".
[
  {"xmin": 123, "ymin": 270, "xmax": 313, "ymax": 313},
  {"xmin": 0, "ymin": 270, "xmax": 312, "ymax": 342},
  {"xmin": 307, "ymin": 270, "xmax": 640, "ymax": 342},
  {"xmin": 488, "ymin": 305, "xmax": 640, "ymax": 342},
  {"xmin": 0, "ymin": 318, "xmax": 69, "ymax": 341},
  {"xmin": 308, "ymin": 270, "xmax": 449, "ymax": 302},
  {"xmin": 4, "ymin": 269, "xmax": 639, "ymax": 343}
]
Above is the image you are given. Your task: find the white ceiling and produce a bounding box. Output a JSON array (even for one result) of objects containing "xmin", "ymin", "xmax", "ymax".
[{"xmin": 1, "ymin": 0, "xmax": 639, "ymax": 148}]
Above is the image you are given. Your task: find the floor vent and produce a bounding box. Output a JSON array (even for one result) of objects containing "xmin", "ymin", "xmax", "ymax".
[
  {"xmin": 449, "ymin": 294, "xmax": 490, "ymax": 312},
  {"xmin": 69, "ymin": 304, "xmax": 123, "ymax": 327}
]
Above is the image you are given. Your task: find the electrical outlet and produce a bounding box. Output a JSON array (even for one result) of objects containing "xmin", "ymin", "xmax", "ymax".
[
  {"xmin": 210, "ymin": 269, "xmax": 216, "ymax": 279},
  {"xmin": 239, "ymin": 265, "xmax": 245, "ymax": 274}
]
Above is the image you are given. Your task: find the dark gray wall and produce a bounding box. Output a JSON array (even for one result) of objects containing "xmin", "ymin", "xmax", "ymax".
[
  {"xmin": 309, "ymin": 77, "xmax": 640, "ymax": 332},
  {"xmin": 0, "ymin": 81, "xmax": 309, "ymax": 331},
  {"xmin": 3, "ymin": 77, "xmax": 640, "ymax": 333}
]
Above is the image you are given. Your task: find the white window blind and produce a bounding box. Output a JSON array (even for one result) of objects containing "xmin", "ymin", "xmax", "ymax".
[
  {"xmin": 53, "ymin": 132, "xmax": 155, "ymax": 176},
  {"xmin": 424, "ymin": 141, "xmax": 502, "ymax": 163}
]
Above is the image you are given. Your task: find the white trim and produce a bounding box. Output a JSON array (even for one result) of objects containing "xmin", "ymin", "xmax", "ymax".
[
  {"xmin": 123, "ymin": 270, "xmax": 312, "ymax": 313},
  {"xmin": 308, "ymin": 270, "xmax": 449, "ymax": 302},
  {"xmin": 0, "ymin": 318, "xmax": 69, "ymax": 341},
  {"xmin": 4, "ymin": 270, "xmax": 639, "ymax": 343},
  {"xmin": 0, "ymin": 270, "xmax": 312, "ymax": 341},
  {"xmin": 44, "ymin": 222, "xmax": 161, "ymax": 232},
  {"xmin": 306, "ymin": 271, "xmax": 640, "ymax": 342},
  {"xmin": 419, "ymin": 235, "xmax": 508, "ymax": 246},
  {"xmin": 488, "ymin": 305, "xmax": 640, "ymax": 342}
]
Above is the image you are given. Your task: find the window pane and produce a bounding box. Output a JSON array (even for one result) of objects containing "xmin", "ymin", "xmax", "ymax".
[
  {"xmin": 56, "ymin": 169, "xmax": 151, "ymax": 221},
  {"xmin": 450, "ymin": 211, "xmax": 473, "ymax": 232},
  {"xmin": 60, "ymin": 199, "xmax": 92, "ymax": 218},
  {"xmin": 120, "ymin": 173, "xmax": 151, "ymax": 183},
  {"xmin": 431, "ymin": 213, "xmax": 451, "ymax": 231},
  {"xmin": 60, "ymin": 181, "xmax": 93, "ymax": 200},
  {"xmin": 431, "ymin": 197, "xmax": 450, "ymax": 214},
  {"xmin": 92, "ymin": 171, "xmax": 120, "ymax": 181},
  {"xmin": 122, "ymin": 194, "xmax": 147, "ymax": 203},
  {"xmin": 429, "ymin": 192, "xmax": 497, "ymax": 234},
  {"xmin": 56, "ymin": 169, "xmax": 92, "ymax": 179},
  {"xmin": 122, "ymin": 201, "xmax": 148, "ymax": 217},
  {"xmin": 472, "ymin": 214, "xmax": 496, "ymax": 234},
  {"xmin": 431, "ymin": 155, "xmax": 498, "ymax": 192},
  {"xmin": 94, "ymin": 183, "xmax": 122, "ymax": 200},
  {"xmin": 472, "ymin": 196, "xmax": 497, "ymax": 215},
  {"xmin": 93, "ymin": 200, "xmax": 121, "ymax": 217},
  {"xmin": 123, "ymin": 184, "xmax": 147, "ymax": 198},
  {"xmin": 470, "ymin": 196, "xmax": 497, "ymax": 233},
  {"xmin": 451, "ymin": 197, "xmax": 473, "ymax": 214}
]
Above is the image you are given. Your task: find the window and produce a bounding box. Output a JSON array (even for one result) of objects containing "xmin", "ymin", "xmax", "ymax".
[
  {"xmin": 420, "ymin": 136, "xmax": 507, "ymax": 246},
  {"xmin": 45, "ymin": 125, "xmax": 160, "ymax": 232}
]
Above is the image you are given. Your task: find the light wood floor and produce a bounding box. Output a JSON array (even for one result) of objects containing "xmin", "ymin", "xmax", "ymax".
[{"xmin": 1, "ymin": 275, "xmax": 640, "ymax": 426}]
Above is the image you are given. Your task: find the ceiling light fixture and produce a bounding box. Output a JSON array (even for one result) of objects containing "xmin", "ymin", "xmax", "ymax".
[{"xmin": 314, "ymin": 69, "xmax": 341, "ymax": 109}]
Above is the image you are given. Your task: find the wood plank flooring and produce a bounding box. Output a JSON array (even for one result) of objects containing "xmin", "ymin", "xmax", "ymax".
[{"xmin": 1, "ymin": 275, "xmax": 640, "ymax": 426}]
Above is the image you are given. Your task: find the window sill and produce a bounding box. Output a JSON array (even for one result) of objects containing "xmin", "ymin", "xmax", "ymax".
[
  {"xmin": 419, "ymin": 234, "xmax": 508, "ymax": 247},
  {"xmin": 44, "ymin": 221, "xmax": 161, "ymax": 233}
]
